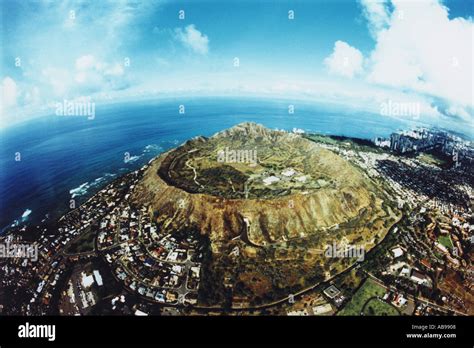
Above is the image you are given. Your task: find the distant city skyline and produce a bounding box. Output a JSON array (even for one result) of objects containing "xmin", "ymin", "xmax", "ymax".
[{"xmin": 1, "ymin": 0, "xmax": 473, "ymax": 131}]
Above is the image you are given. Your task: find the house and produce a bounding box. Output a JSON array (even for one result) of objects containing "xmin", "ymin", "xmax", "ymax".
[
  {"xmin": 400, "ymin": 266, "xmax": 411, "ymax": 277},
  {"xmin": 391, "ymin": 247, "xmax": 404, "ymax": 258},
  {"xmin": 287, "ymin": 309, "xmax": 308, "ymax": 316},
  {"xmin": 93, "ymin": 270, "xmax": 103, "ymax": 286},
  {"xmin": 281, "ymin": 168, "xmax": 296, "ymax": 177},
  {"xmin": 410, "ymin": 270, "xmax": 430, "ymax": 285},
  {"xmin": 323, "ymin": 285, "xmax": 340, "ymax": 299},
  {"xmin": 263, "ymin": 176, "xmax": 280, "ymax": 186},
  {"xmin": 81, "ymin": 273, "xmax": 95, "ymax": 288},
  {"xmin": 312, "ymin": 303, "xmax": 333, "ymax": 315}
]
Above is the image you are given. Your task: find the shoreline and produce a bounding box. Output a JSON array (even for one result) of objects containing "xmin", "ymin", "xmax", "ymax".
[
  {"xmin": 0, "ymin": 155, "xmax": 158, "ymax": 237},
  {"xmin": 2, "ymin": 124, "xmax": 471, "ymax": 237}
]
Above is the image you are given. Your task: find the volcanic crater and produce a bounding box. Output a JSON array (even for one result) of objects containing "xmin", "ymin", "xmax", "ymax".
[{"xmin": 131, "ymin": 122, "xmax": 398, "ymax": 304}]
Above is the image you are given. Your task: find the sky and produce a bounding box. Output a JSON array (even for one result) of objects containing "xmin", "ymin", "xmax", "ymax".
[{"xmin": 0, "ymin": 0, "xmax": 473, "ymax": 130}]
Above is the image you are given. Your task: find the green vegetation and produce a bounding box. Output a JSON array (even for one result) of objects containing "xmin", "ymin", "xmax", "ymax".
[
  {"xmin": 438, "ymin": 234, "xmax": 453, "ymax": 249},
  {"xmin": 305, "ymin": 133, "xmax": 382, "ymax": 153},
  {"xmin": 338, "ymin": 278, "xmax": 388, "ymax": 316},
  {"xmin": 159, "ymin": 124, "xmax": 351, "ymax": 200},
  {"xmin": 363, "ymin": 297, "xmax": 400, "ymax": 316},
  {"xmin": 417, "ymin": 153, "xmax": 446, "ymax": 167},
  {"xmin": 305, "ymin": 134, "xmax": 340, "ymax": 146}
]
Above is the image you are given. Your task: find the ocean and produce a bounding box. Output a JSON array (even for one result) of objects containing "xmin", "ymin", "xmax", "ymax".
[{"xmin": 0, "ymin": 96, "xmax": 423, "ymax": 230}]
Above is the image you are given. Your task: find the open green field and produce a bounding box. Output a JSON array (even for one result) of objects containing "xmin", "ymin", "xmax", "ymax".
[
  {"xmin": 438, "ymin": 234, "xmax": 454, "ymax": 249},
  {"xmin": 362, "ymin": 297, "xmax": 400, "ymax": 316},
  {"xmin": 305, "ymin": 134, "xmax": 382, "ymax": 153},
  {"xmin": 337, "ymin": 278, "xmax": 389, "ymax": 316}
]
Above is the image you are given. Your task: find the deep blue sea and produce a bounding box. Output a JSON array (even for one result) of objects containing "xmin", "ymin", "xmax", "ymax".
[{"xmin": 0, "ymin": 97, "xmax": 430, "ymax": 231}]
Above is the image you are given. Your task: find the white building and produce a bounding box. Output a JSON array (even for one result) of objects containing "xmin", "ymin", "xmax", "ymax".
[
  {"xmin": 81, "ymin": 273, "xmax": 95, "ymax": 288},
  {"xmin": 263, "ymin": 176, "xmax": 280, "ymax": 186},
  {"xmin": 391, "ymin": 247, "xmax": 404, "ymax": 258},
  {"xmin": 281, "ymin": 168, "xmax": 296, "ymax": 177}
]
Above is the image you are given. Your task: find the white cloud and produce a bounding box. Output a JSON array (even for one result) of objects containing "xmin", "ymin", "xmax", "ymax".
[
  {"xmin": 0, "ymin": 77, "xmax": 19, "ymax": 124},
  {"xmin": 1, "ymin": 77, "xmax": 18, "ymax": 109},
  {"xmin": 73, "ymin": 55, "xmax": 127, "ymax": 93},
  {"xmin": 42, "ymin": 67, "xmax": 72, "ymax": 96},
  {"xmin": 359, "ymin": 0, "xmax": 391, "ymax": 37},
  {"xmin": 324, "ymin": 41, "xmax": 364, "ymax": 78},
  {"xmin": 24, "ymin": 86, "xmax": 41, "ymax": 105},
  {"xmin": 175, "ymin": 25, "xmax": 209, "ymax": 55},
  {"xmin": 327, "ymin": 0, "xmax": 473, "ymax": 122},
  {"xmin": 37, "ymin": 55, "xmax": 128, "ymax": 98},
  {"xmin": 75, "ymin": 55, "xmax": 100, "ymax": 71},
  {"xmin": 105, "ymin": 63, "xmax": 125, "ymax": 76},
  {"xmin": 445, "ymin": 105, "xmax": 471, "ymax": 122},
  {"xmin": 0, "ymin": 78, "xmax": 43, "ymax": 127},
  {"xmin": 366, "ymin": 0, "xmax": 473, "ymax": 109}
]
